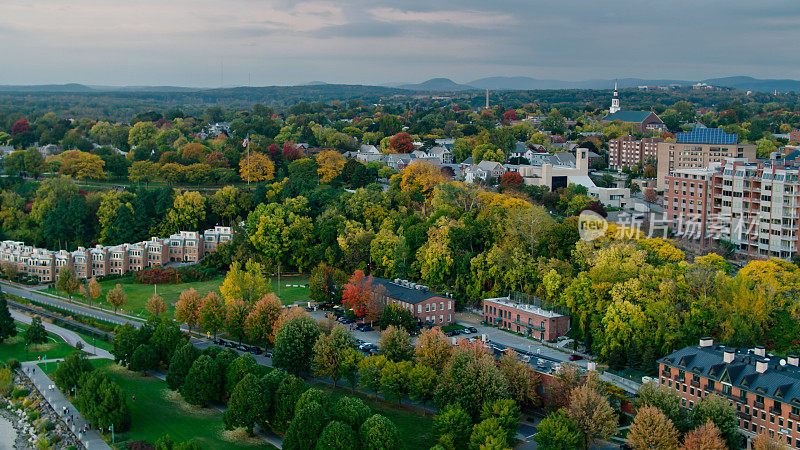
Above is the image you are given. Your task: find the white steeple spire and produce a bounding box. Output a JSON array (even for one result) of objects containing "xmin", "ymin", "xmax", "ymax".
[{"xmin": 610, "ymin": 80, "xmax": 620, "ymax": 114}]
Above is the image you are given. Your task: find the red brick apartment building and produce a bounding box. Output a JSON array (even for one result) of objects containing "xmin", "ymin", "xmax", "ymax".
[
  {"xmin": 482, "ymin": 297, "xmax": 570, "ymax": 341},
  {"xmin": 663, "ymin": 166, "xmax": 715, "ymax": 242},
  {"xmin": 369, "ymin": 278, "xmax": 455, "ymax": 325},
  {"xmin": 660, "ymin": 339, "xmax": 800, "ymax": 448},
  {"xmin": 608, "ymin": 136, "xmax": 662, "ymax": 171}
]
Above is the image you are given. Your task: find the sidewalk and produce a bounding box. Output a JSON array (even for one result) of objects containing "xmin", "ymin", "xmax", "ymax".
[
  {"xmin": 10, "ymin": 310, "xmax": 113, "ymax": 360},
  {"xmin": 21, "ymin": 360, "xmax": 112, "ymax": 449}
]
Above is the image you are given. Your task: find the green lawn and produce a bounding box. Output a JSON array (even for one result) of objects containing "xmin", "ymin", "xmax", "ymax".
[
  {"xmin": 0, "ymin": 321, "xmax": 78, "ymax": 363},
  {"xmin": 313, "ymin": 383, "xmax": 435, "ymax": 450},
  {"xmin": 40, "ymin": 359, "xmax": 272, "ymax": 450},
  {"xmin": 441, "ymin": 324, "xmax": 466, "ymax": 332},
  {"xmin": 44, "ymin": 274, "xmax": 309, "ymax": 319}
]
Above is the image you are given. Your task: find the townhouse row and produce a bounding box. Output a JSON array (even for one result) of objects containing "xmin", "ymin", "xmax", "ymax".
[{"xmin": 0, "ymin": 226, "xmax": 232, "ymax": 283}]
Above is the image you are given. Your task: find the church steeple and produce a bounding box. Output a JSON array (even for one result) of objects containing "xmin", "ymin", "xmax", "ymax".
[{"xmin": 610, "ymin": 80, "xmax": 620, "ymax": 114}]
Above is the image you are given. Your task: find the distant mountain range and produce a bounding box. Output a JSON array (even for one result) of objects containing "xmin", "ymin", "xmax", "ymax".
[{"xmin": 2, "ymin": 75, "xmax": 800, "ymax": 94}]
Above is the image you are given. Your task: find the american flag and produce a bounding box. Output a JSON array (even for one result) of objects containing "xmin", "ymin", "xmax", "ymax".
[{"xmin": 242, "ymin": 134, "xmax": 249, "ymax": 147}]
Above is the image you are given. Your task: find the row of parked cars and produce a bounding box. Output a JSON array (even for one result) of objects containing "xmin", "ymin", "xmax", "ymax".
[
  {"xmin": 443, "ymin": 326, "xmax": 478, "ymax": 337},
  {"xmin": 212, "ymin": 338, "xmax": 271, "ymax": 358},
  {"xmin": 336, "ymin": 316, "xmax": 374, "ymax": 331}
]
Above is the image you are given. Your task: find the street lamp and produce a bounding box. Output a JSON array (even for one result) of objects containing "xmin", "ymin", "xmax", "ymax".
[{"xmin": 109, "ymin": 424, "xmax": 114, "ymax": 443}]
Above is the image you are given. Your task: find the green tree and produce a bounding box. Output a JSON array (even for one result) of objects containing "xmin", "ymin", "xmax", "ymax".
[
  {"xmin": 53, "ymin": 351, "xmax": 92, "ymax": 391},
  {"xmin": 223, "ymin": 373, "xmax": 267, "ymax": 435},
  {"xmin": 377, "ymin": 325, "xmax": 413, "ymax": 362},
  {"xmin": 358, "ymin": 354, "xmax": 388, "ymax": 394},
  {"xmin": 160, "ymin": 190, "xmax": 206, "ymax": 235},
  {"xmin": 0, "ymin": 289, "xmax": 17, "ymax": 343},
  {"xmin": 408, "ymin": 363, "xmax": 437, "ymax": 404},
  {"xmin": 309, "ymin": 263, "xmax": 347, "ymax": 304},
  {"xmin": 534, "ymin": 411, "xmax": 582, "ymax": 450},
  {"xmin": 273, "ymin": 316, "xmax": 321, "ymax": 374},
  {"xmin": 272, "ymin": 375, "xmax": 307, "ymax": 432},
  {"xmin": 469, "ymin": 418, "xmax": 508, "ymax": 450},
  {"xmin": 24, "ymin": 316, "xmax": 47, "ymax": 346},
  {"xmin": 166, "ymin": 342, "xmax": 200, "ymax": 390},
  {"xmin": 634, "ymin": 381, "xmax": 690, "ymax": 433},
  {"xmin": 284, "ymin": 401, "xmax": 328, "ymax": 450},
  {"xmin": 181, "ymin": 355, "xmax": 221, "ymax": 406},
  {"xmin": 433, "ymin": 404, "xmax": 472, "ymax": 449},
  {"xmin": 316, "ymin": 421, "xmax": 357, "ymax": 450},
  {"xmin": 75, "ymin": 371, "xmax": 131, "ymax": 432},
  {"xmin": 312, "ymin": 325, "xmax": 355, "ymax": 386},
  {"xmin": 225, "ymin": 353, "xmax": 258, "ymax": 397},
  {"xmin": 220, "ymin": 260, "xmax": 270, "ymax": 304},
  {"xmin": 111, "ymin": 323, "xmax": 139, "ymax": 366},
  {"xmin": 130, "ymin": 344, "xmax": 158, "ymax": 373},
  {"xmin": 434, "ymin": 348, "xmax": 510, "ymax": 419},
  {"xmin": 332, "ymin": 396, "xmax": 371, "ymax": 432},
  {"xmin": 379, "ymin": 360, "xmax": 412, "ymax": 402},
  {"xmin": 359, "ymin": 414, "xmax": 400, "ymax": 450},
  {"xmin": 691, "ymin": 394, "xmax": 740, "ymax": 449},
  {"xmin": 480, "ymin": 399, "xmax": 520, "ymax": 441},
  {"xmin": 225, "ymin": 300, "xmax": 249, "ymax": 344}
]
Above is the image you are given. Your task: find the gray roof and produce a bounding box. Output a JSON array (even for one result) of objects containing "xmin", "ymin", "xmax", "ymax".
[
  {"xmin": 660, "ymin": 344, "xmax": 800, "ymax": 406},
  {"xmin": 428, "ymin": 146, "xmax": 450, "ymax": 156},
  {"xmin": 602, "ymin": 110, "xmax": 661, "ymax": 124},
  {"xmin": 370, "ymin": 277, "xmax": 447, "ymax": 304}
]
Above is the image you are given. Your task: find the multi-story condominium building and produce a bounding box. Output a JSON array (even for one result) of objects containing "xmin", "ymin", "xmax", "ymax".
[
  {"xmin": 710, "ymin": 157, "xmax": 800, "ymax": 260},
  {"xmin": 482, "ymin": 297, "xmax": 571, "ymax": 341},
  {"xmin": 660, "ymin": 339, "xmax": 800, "ymax": 448},
  {"xmin": 369, "ymin": 278, "xmax": 455, "ymax": 325},
  {"xmin": 202, "ymin": 226, "xmax": 232, "ymax": 253},
  {"xmin": 656, "ymin": 126, "xmax": 757, "ymax": 189},
  {"xmin": 0, "ymin": 226, "xmax": 233, "ymax": 283},
  {"xmin": 663, "ymin": 166, "xmax": 717, "ymax": 242},
  {"xmin": 608, "ymin": 136, "xmax": 662, "ymax": 170}
]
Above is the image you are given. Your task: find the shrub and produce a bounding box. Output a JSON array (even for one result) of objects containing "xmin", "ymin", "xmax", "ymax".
[
  {"xmin": 134, "ymin": 267, "xmax": 183, "ymax": 285},
  {"xmin": 12, "ymin": 388, "xmax": 29, "ymax": 399},
  {"xmin": 6, "ymin": 359, "xmax": 19, "ymax": 370}
]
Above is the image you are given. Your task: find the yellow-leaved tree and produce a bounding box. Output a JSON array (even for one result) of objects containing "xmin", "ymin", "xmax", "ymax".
[
  {"xmin": 220, "ymin": 260, "xmax": 270, "ymax": 304},
  {"xmin": 316, "ymin": 150, "xmax": 346, "ymax": 183},
  {"xmin": 238, "ymin": 152, "xmax": 275, "ymax": 183}
]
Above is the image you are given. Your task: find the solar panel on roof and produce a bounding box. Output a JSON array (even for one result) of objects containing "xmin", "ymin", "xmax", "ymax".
[{"xmin": 676, "ymin": 127, "xmax": 738, "ymax": 145}]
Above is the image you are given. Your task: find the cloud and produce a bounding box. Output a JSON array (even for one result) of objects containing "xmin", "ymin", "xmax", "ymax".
[{"xmin": 368, "ymin": 7, "xmax": 514, "ymax": 27}]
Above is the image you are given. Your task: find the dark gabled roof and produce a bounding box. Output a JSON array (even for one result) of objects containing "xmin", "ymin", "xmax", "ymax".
[
  {"xmin": 602, "ymin": 110, "xmax": 660, "ymax": 124},
  {"xmin": 369, "ymin": 277, "xmax": 447, "ymax": 305},
  {"xmin": 659, "ymin": 344, "xmax": 800, "ymax": 405}
]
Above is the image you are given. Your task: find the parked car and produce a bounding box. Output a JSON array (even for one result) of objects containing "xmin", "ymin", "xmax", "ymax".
[
  {"xmin": 368, "ymin": 348, "xmax": 382, "ymax": 355},
  {"xmin": 359, "ymin": 343, "xmax": 377, "ymax": 352},
  {"xmin": 357, "ymin": 324, "xmax": 373, "ymax": 332},
  {"xmin": 249, "ymin": 347, "xmax": 263, "ymax": 355},
  {"xmin": 355, "ymin": 338, "xmax": 365, "ymax": 345},
  {"xmin": 264, "ymin": 351, "xmax": 273, "ymax": 358},
  {"xmin": 237, "ymin": 345, "xmax": 249, "ymax": 352},
  {"xmin": 305, "ymin": 306, "xmax": 315, "ymax": 312},
  {"xmin": 340, "ymin": 317, "xmax": 355, "ymax": 324},
  {"xmin": 467, "ymin": 327, "xmax": 478, "ymax": 334},
  {"xmin": 569, "ymin": 355, "xmax": 583, "ymax": 361}
]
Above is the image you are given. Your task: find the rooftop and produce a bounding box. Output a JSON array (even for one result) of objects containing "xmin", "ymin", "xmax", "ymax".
[
  {"xmin": 484, "ymin": 297, "xmax": 565, "ymax": 318},
  {"xmin": 676, "ymin": 126, "xmax": 739, "ymax": 145},
  {"xmin": 602, "ymin": 110, "xmax": 659, "ymax": 124},
  {"xmin": 660, "ymin": 340, "xmax": 800, "ymax": 405},
  {"xmin": 370, "ymin": 277, "xmax": 448, "ymax": 305}
]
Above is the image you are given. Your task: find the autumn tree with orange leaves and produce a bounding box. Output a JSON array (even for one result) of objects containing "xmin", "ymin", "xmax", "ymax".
[{"xmin": 342, "ymin": 270, "xmax": 374, "ymax": 316}]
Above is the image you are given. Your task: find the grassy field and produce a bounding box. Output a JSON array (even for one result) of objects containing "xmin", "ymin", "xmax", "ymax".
[
  {"xmin": 0, "ymin": 321, "xmax": 77, "ymax": 363},
  {"xmin": 43, "ymin": 273, "xmax": 309, "ymax": 318},
  {"xmin": 40, "ymin": 359, "xmax": 272, "ymax": 450},
  {"xmin": 313, "ymin": 382, "xmax": 436, "ymax": 450}
]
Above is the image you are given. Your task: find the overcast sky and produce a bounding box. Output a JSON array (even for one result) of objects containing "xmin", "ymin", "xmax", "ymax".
[{"xmin": 2, "ymin": 0, "xmax": 798, "ymax": 87}]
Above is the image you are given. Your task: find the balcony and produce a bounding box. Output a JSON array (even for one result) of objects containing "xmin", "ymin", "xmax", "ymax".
[{"xmin": 511, "ymin": 320, "xmax": 545, "ymax": 332}]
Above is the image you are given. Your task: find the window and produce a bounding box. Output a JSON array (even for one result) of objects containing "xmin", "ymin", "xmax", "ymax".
[
  {"xmin": 757, "ymin": 394, "xmax": 765, "ymax": 405},
  {"xmin": 425, "ymin": 304, "xmax": 430, "ymax": 312}
]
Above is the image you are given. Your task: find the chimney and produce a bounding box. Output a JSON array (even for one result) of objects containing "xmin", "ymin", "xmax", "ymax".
[
  {"xmin": 754, "ymin": 346, "xmax": 766, "ymax": 357},
  {"xmin": 787, "ymin": 355, "xmax": 799, "ymax": 367},
  {"xmin": 756, "ymin": 358, "xmax": 769, "ymax": 374},
  {"xmin": 723, "ymin": 349, "xmax": 735, "ymax": 364},
  {"xmin": 699, "ymin": 337, "xmax": 714, "ymax": 348}
]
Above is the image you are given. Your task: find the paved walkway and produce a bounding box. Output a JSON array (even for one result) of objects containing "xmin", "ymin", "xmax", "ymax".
[
  {"xmin": 11, "ymin": 310, "xmax": 113, "ymax": 359},
  {"xmin": 1, "ymin": 281, "xmax": 142, "ymax": 329},
  {"xmin": 21, "ymin": 360, "xmax": 112, "ymax": 449}
]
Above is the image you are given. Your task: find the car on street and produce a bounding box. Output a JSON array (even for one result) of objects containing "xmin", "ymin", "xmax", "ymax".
[
  {"xmin": 467, "ymin": 327, "xmax": 478, "ymax": 334},
  {"xmin": 356, "ymin": 324, "xmax": 373, "ymax": 332},
  {"xmin": 568, "ymin": 355, "xmax": 583, "ymax": 361},
  {"xmin": 264, "ymin": 351, "xmax": 273, "ymax": 358},
  {"xmin": 359, "ymin": 343, "xmax": 377, "ymax": 352},
  {"xmin": 249, "ymin": 347, "xmax": 263, "ymax": 355},
  {"xmin": 339, "ymin": 317, "xmax": 355, "ymax": 324}
]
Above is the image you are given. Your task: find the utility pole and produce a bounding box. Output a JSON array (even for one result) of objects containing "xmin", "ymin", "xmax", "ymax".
[{"xmin": 485, "ymin": 89, "xmax": 489, "ymax": 109}]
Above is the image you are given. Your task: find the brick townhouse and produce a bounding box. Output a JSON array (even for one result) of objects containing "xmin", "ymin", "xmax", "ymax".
[
  {"xmin": 660, "ymin": 338, "xmax": 800, "ymax": 448},
  {"xmin": 482, "ymin": 297, "xmax": 571, "ymax": 341},
  {"xmin": 369, "ymin": 278, "xmax": 455, "ymax": 325},
  {"xmin": 0, "ymin": 226, "xmax": 233, "ymax": 282}
]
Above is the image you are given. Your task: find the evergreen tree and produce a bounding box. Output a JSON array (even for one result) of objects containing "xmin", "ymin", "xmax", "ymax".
[
  {"xmin": 166, "ymin": 343, "xmax": 200, "ymax": 390},
  {"xmin": 283, "ymin": 401, "xmax": 327, "ymax": 450},
  {"xmin": 53, "ymin": 351, "xmax": 92, "ymax": 391},
  {"xmin": 0, "ymin": 289, "xmax": 17, "ymax": 343},
  {"xmin": 130, "ymin": 344, "xmax": 158, "ymax": 373},
  {"xmin": 75, "ymin": 371, "xmax": 131, "ymax": 432},
  {"xmin": 223, "ymin": 374, "xmax": 266, "ymax": 435},
  {"xmin": 181, "ymin": 355, "xmax": 221, "ymax": 406},
  {"xmin": 24, "ymin": 316, "xmax": 47, "ymax": 346}
]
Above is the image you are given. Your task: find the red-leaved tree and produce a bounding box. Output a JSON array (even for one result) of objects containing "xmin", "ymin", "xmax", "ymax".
[
  {"xmin": 11, "ymin": 119, "xmax": 31, "ymax": 136},
  {"xmin": 500, "ymin": 171, "xmax": 524, "ymax": 188},
  {"xmin": 342, "ymin": 270, "xmax": 373, "ymax": 316},
  {"xmin": 503, "ymin": 110, "xmax": 518, "ymax": 123},
  {"xmin": 389, "ymin": 132, "xmax": 414, "ymax": 153}
]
